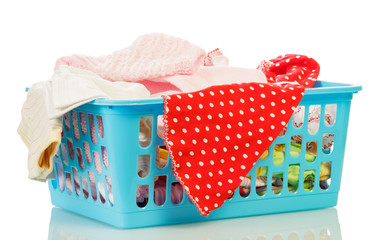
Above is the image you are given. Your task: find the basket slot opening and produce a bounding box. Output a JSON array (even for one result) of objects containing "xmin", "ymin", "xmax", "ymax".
[
  {"xmin": 325, "ymin": 104, "xmax": 337, "ymax": 126},
  {"xmin": 288, "ymin": 164, "xmax": 300, "ymax": 193},
  {"xmin": 64, "ymin": 112, "xmax": 70, "ymax": 131},
  {"xmin": 88, "ymin": 114, "xmax": 97, "ymax": 145},
  {"xmin": 272, "ymin": 173, "xmax": 283, "ymax": 194},
  {"xmin": 72, "ymin": 167, "xmax": 80, "ymax": 196},
  {"xmin": 139, "ymin": 116, "xmax": 152, "ymax": 148},
  {"xmin": 136, "ymin": 185, "xmax": 149, "ymax": 208},
  {"xmin": 308, "ymin": 105, "xmax": 321, "ymax": 135},
  {"xmin": 171, "ymin": 182, "xmax": 183, "ymax": 204},
  {"xmin": 88, "ymin": 171, "xmax": 97, "ymax": 201},
  {"xmin": 56, "ymin": 162, "xmax": 64, "ymax": 192},
  {"xmin": 290, "ymin": 136, "xmax": 302, "ymax": 157},
  {"xmin": 101, "ymin": 146, "xmax": 109, "ymax": 169},
  {"xmin": 304, "ymin": 169, "xmax": 315, "ymax": 192},
  {"xmin": 322, "ymin": 133, "xmax": 335, "ymax": 154},
  {"xmin": 67, "ymin": 138, "xmax": 75, "ymax": 160},
  {"xmin": 81, "ymin": 176, "xmax": 89, "ymax": 199},
  {"xmin": 304, "ymin": 230, "xmax": 316, "ymax": 239},
  {"xmin": 96, "ymin": 115, "xmax": 104, "ymax": 138},
  {"xmin": 79, "ymin": 112, "xmax": 87, "ymax": 135},
  {"xmin": 154, "ymin": 175, "xmax": 167, "ymax": 206},
  {"xmin": 76, "ymin": 147, "xmax": 85, "ymax": 170},
  {"xmin": 83, "ymin": 142, "xmax": 91, "ymax": 164},
  {"xmin": 306, "ymin": 141, "xmax": 317, "ymax": 163},
  {"xmin": 256, "ymin": 167, "xmax": 268, "ymax": 196},
  {"xmin": 105, "ymin": 176, "xmax": 114, "ymax": 206},
  {"xmin": 274, "ymin": 144, "xmax": 285, "ymax": 166},
  {"xmin": 156, "ymin": 146, "xmax": 168, "ymax": 168},
  {"xmin": 138, "ymin": 155, "xmax": 150, "ymax": 178},
  {"xmin": 98, "ymin": 182, "xmax": 106, "ymax": 204},
  {"xmin": 157, "ymin": 115, "xmax": 164, "ymax": 139},
  {"xmin": 65, "ymin": 172, "xmax": 73, "ymax": 194},
  {"xmin": 292, "ymin": 106, "xmax": 305, "ymax": 128},
  {"xmin": 61, "ymin": 143, "xmax": 68, "ymax": 166},
  {"xmin": 239, "ymin": 175, "xmax": 251, "ymax": 198},
  {"xmin": 320, "ymin": 162, "xmax": 332, "ymax": 190},
  {"xmin": 72, "ymin": 110, "xmax": 80, "ymax": 140},
  {"xmin": 93, "ymin": 151, "xmax": 102, "ymax": 174}
]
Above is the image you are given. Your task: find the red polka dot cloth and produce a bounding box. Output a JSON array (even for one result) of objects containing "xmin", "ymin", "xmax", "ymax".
[
  {"xmin": 163, "ymin": 54, "xmax": 320, "ymax": 216},
  {"xmin": 258, "ymin": 54, "xmax": 320, "ymax": 88}
]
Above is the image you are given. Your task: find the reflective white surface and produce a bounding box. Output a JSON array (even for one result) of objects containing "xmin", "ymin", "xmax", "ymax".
[
  {"xmin": 49, "ymin": 207, "xmax": 340, "ymax": 240},
  {"xmin": 1, "ymin": 0, "xmax": 378, "ymax": 239}
]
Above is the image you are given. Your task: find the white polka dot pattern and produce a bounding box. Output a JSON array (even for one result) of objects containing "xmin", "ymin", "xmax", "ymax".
[{"xmin": 163, "ymin": 81, "xmax": 304, "ymax": 216}]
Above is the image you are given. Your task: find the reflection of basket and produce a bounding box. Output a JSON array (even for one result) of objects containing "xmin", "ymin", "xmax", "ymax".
[{"xmin": 48, "ymin": 81, "xmax": 361, "ymax": 228}]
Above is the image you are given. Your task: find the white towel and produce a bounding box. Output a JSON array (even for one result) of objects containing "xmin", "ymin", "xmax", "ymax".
[{"xmin": 18, "ymin": 66, "xmax": 150, "ymax": 181}]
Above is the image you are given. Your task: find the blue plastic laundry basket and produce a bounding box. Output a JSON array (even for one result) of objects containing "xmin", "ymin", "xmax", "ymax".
[{"xmin": 48, "ymin": 81, "xmax": 361, "ymax": 228}]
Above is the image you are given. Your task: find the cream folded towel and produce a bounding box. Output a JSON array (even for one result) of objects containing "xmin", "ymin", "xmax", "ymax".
[{"xmin": 18, "ymin": 66, "xmax": 150, "ymax": 181}]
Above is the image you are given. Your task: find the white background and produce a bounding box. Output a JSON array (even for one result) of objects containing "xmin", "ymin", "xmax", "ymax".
[{"xmin": 1, "ymin": 0, "xmax": 378, "ymax": 239}]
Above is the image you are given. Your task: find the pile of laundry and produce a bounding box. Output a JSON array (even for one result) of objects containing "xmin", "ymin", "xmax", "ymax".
[{"xmin": 18, "ymin": 33, "xmax": 326, "ymax": 216}]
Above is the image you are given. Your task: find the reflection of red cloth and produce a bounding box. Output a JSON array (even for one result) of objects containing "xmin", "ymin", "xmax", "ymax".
[{"xmin": 163, "ymin": 81, "xmax": 304, "ymax": 216}]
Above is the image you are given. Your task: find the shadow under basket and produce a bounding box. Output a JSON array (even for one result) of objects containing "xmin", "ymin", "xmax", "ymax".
[{"xmin": 48, "ymin": 81, "xmax": 361, "ymax": 228}]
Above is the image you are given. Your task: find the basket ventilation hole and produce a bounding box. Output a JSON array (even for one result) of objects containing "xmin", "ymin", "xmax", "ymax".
[
  {"xmin": 320, "ymin": 228, "xmax": 332, "ymax": 239},
  {"xmin": 256, "ymin": 167, "xmax": 268, "ymax": 196},
  {"xmin": 320, "ymin": 162, "xmax": 332, "ymax": 190},
  {"xmin": 274, "ymin": 144, "xmax": 285, "ymax": 165},
  {"xmin": 93, "ymin": 151, "xmax": 102, "ymax": 174},
  {"xmin": 83, "ymin": 142, "xmax": 91, "ymax": 164},
  {"xmin": 106, "ymin": 176, "xmax": 114, "ymax": 206},
  {"xmin": 98, "ymin": 182, "xmax": 106, "ymax": 204},
  {"xmin": 239, "ymin": 175, "xmax": 251, "ymax": 198},
  {"xmin": 308, "ymin": 105, "xmax": 320, "ymax": 134},
  {"xmin": 278, "ymin": 122, "xmax": 287, "ymax": 137},
  {"xmin": 306, "ymin": 141, "xmax": 317, "ymax": 163},
  {"xmin": 67, "ymin": 138, "xmax": 75, "ymax": 160},
  {"xmin": 259, "ymin": 147, "xmax": 269, "ymax": 160},
  {"xmin": 322, "ymin": 133, "xmax": 335, "ymax": 154},
  {"xmin": 139, "ymin": 116, "xmax": 152, "ymax": 147},
  {"xmin": 154, "ymin": 175, "xmax": 167, "ymax": 206},
  {"xmin": 56, "ymin": 162, "xmax": 64, "ymax": 192},
  {"xmin": 156, "ymin": 146, "xmax": 168, "ymax": 168},
  {"xmin": 88, "ymin": 171, "xmax": 97, "ymax": 201},
  {"xmin": 288, "ymin": 232, "xmax": 299, "ymax": 240},
  {"xmin": 292, "ymin": 106, "xmax": 305, "ymax": 128},
  {"xmin": 288, "ymin": 164, "xmax": 300, "ymax": 193},
  {"xmin": 61, "ymin": 143, "xmax": 68, "ymax": 166},
  {"xmin": 96, "ymin": 115, "xmax": 104, "ymax": 138},
  {"xmin": 65, "ymin": 172, "xmax": 73, "ymax": 194},
  {"xmin": 72, "ymin": 167, "xmax": 80, "ymax": 196},
  {"xmin": 64, "ymin": 112, "xmax": 70, "ymax": 131},
  {"xmin": 88, "ymin": 114, "xmax": 97, "ymax": 145},
  {"xmin": 272, "ymin": 234, "xmax": 284, "ymax": 240},
  {"xmin": 290, "ymin": 135, "xmax": 302, "ymax": 157},
  {"xmin": 101, "ymin": 146, "xmax": 109, "ymax": 169},
  {"xmin": 76, "ymin": 148, "xmax": 85, "ymax": 170},
  {"xmin": 304, "ymin": 169, "xmax": 315, "ymax": 192},
  {"xmin": 304, "ymin": 230, "xmax": 315, "ymax": 240},
  {"xmin": 256, "ymin": 236, "xmax": 267, "ymax": 240},
  {"xmin": 82, "ymin": 177, "xmax": 89, "ymax": 199},
  {"xmin": 171, "ymin": 182, "xmax": 183, "ymax": 204},
  {"xmin": 79, "ymin": 112, "xmax": 87, "ymax": 135},
  {"xmin": 72, "ymin": 110, "xmax": 80, "ymax": 140},
  {"xmin": 157, "ymin": 115, "xmax": 164, "ymax": 139},
  {"xmin": 272, "ymin": 173, "xmax": 283, "ymax": 194},
  {"xmin": 325, "ymin": 104, "xmax": 337, "ymax": 126},
  {"xmin": 136, "ymin": 185, "xmax": 149, "ymax": 208},
  {"xmin": 137, "ymin": 155, "xmax": 150, "ymax": 178}
]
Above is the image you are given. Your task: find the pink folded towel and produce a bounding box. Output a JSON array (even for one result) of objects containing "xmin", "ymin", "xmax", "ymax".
[{"xmin": 55, "ymin": 33, "xmax": 206, "ymax": 82}]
